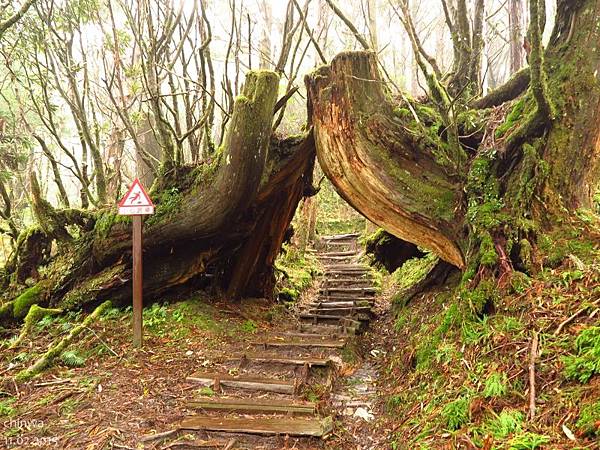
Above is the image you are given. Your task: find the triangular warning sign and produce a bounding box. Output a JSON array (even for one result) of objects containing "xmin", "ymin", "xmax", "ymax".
[{"xmin": 118, "ymin": 178, "xmax": 155, "ymax": 215}]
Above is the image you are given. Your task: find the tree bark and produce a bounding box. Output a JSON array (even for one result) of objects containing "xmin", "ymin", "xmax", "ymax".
[
  {"xmin": 306, "ymin": 52, "xmax": 466, "ymax": 268},
  {"xmin": 306, "ymin": 0, "xmax": 600, "ymax": 272},
  {"xmin": 1, "ymin": 70, "xmax": 316, "ymax": 315}
]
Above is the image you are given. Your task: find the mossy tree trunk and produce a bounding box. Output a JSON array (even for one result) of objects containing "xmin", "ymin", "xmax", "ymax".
[
  {"xmin": 306, "ymin": 0, "xmax": 600, "ymax": 278},
  {"xmin": 1, "ymin": 70, "xmax": 316, "ymax": 316}
]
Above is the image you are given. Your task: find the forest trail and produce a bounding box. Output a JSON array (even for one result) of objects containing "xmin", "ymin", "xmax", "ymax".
[{"xmin": 171, "ymin": 233, "xmax": 377, "ymax": 449}]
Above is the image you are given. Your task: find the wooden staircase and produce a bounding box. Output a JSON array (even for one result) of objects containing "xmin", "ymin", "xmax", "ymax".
[{"xmin": 168, "ymin": 233, "xmax": 376, "ymax": 447}]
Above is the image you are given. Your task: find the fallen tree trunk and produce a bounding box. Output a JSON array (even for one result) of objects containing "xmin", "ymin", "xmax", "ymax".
[{"xmin": 1, "ymin": 70, "xmax": 316, "ymax": 316}]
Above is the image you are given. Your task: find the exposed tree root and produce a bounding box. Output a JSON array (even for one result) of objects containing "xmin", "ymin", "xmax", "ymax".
[
  {"xmin": 16, "ymin": 301, "xmax": 111, "ymax": 381},
  {"xmin": 9, "ymin": 305, "xmax": 62, "ymax": 349}
]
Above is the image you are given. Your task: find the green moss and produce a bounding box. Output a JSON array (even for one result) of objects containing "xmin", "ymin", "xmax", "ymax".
[
  {"xmin": 391, "ymin": 253, "xmax": 439, "ymax": 306},
  {"xmin": 495, "ymin": 98, "xmax": 526, "ymax": 139},
  {"xmin": 145, "ymin": 187, "xmax": 183, "ymax": 227},
  {"xmin": 13, "ymin": 285, "xmax": 44, "ymax": 319},
  {"xmin": 479, "ymin": 232, "xmax": 498, "ymax": 267},
  {"xmin": 58, "ymin": 264, "xmax": 125, "ymax": 310},
  {"xmin": 0, "ymin": 300, "xmax": 14, "ymax": 320}
]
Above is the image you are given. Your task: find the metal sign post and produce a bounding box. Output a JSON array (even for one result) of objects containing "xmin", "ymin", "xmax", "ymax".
[{"xmin": 118, "ymin": 179, "xmax": 155, "ymax": 348}]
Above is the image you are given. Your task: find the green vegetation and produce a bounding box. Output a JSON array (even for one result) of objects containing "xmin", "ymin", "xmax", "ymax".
[
  {"xmin": 441, "ymin": 395, "xmax": 471, "ymax": 430},
  {"xmin": 12, "ymin": 285, "xmax": 44, "ymax": 319},
  {"xmin": 481, "ymin": 409, "xmax": 524, "ymax": 439},
  {"xmin": 483, "ymin": 372, "xmax": 508, "ymax": 398},
  {"xmin": 562, "ymin": 326, "xmax": 600, "ymax": 383},
  {"xmin": 576, "ymin": 400, "xmax": 600, "ymax": 437}
]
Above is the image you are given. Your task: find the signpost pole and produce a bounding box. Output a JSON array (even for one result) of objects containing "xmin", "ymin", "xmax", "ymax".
[
  {"xmin": 118, "ymin": 178, "xmax": 153, "ymax": 348},
  {"xmin": 132, "ymin": 215, "xmax": 143, "ymax": 348}
]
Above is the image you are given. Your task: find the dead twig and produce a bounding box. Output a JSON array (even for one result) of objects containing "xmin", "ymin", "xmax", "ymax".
[
  {"xmin": 140, "ymin": 428, "xmax": 179, "ymax": 443},
  {"xmin": 553, "ymin": 298, "xmax": 600, "ymax": 336},
  {"xmin": 528, "ymin": 331, "xmax": 539, "ymax": 420}
]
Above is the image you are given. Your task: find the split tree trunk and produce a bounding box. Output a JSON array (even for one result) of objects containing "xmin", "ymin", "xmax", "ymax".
[
  {"xmin": 306, "ymin": 0, "xmax": 600, "ymax": 272},
  {"xmin": 1, "ymin": 70, "xmax": 316, "ymax": 315}
]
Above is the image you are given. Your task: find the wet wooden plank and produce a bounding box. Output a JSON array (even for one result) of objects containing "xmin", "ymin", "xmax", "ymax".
[
  {"xmin": 320, "ymin": 287, "xmax": 377, "ymax": 294},
  {"xmin": 187, "ymin": 398, "xmax": 316, "ymax": 415},
  {"xmin": 187, "ymin": 372, "xmax": 295, "ymax": 394},
  {"xmin": 300, "ymin": 313, "xmax": 366, "ymax": 323},
  {"xmin": 251, "ymin": 338, "xmax": 346, "ymax": 349},
  {"xmin": 180, "ymin": 416, "xmax": 333, "ymax": 437},
  {"xmin": 315, "ymin": 295, "xmax": 375, "ymax": 302},
  {"xmin": 228, "ymin": 353, "xmax": 331, "ymax": 366}
]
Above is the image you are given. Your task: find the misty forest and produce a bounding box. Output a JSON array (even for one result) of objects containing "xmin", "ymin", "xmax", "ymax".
[{"xmin": 0, "ymin": 0, "xmax": 599, "ymax": 448}]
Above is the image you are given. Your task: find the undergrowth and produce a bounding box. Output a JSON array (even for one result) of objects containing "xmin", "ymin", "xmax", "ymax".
[{"xmin": 379, "ymin": 223, "xmax": 600, "ymax": 448}]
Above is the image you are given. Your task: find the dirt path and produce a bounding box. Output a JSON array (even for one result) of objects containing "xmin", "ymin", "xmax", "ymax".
[
  {"xmin": 156, "ymin": 233, "xmax": 378, "ymax": 449},
  {"xmin": 1, "ymin": 233, "xmax": 384, "ymax": 449}
]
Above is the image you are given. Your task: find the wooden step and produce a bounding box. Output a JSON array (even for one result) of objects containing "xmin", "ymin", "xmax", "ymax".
[
  {"xmin": 323, "ymin": 264, "xmax": 367, "ymax": 271},
  {"xmin": 187, "ymin": 372, "xmax": 295, "ymax": 394},
  {"xmin": 187, "ymin": 397, "xmax": 316, "ymax": 415},
  {"xmin": 321, "ymin": 233, "xmax": 359, "ymax": 240},
  {"xmin": 308, "ymin": 300, "xmax": 373, "ymax": 308},
  {"xmin": 228, "ymin": 353, "xmax": 331, "ymax": 367},
  {"xmin": 321, "ymin": 278, "xmax": 373, "ymax": 286},
  {"xmin": 307, "ymin": 307, "xmax": 372, "ymax": 317},
  {"xmin": 180, "ymin": 415, "xmax": 333, "ymax": 437},
  {"xmin": 300, "ymin": 313, "xmax": 365, "ymax": 325},
  {"xmin": 276, "ymin": 331, "xmax": 343, "ymax": 339},
  {"xmin": 297, "ymin": 323, "xmax": 346, "ymax": 334},
  {"xmin": 251, "ymin": 339, "xmax": 346, "ymax": 349},
  {"xmin": 319, "ymin": 251, "xmax": 356, "ymax": 257},
  {"xmin": 320, "ymin": 288, "xmax": 376, "ymax": 297},
  {"xmin": 316, "ymin": 295, "xmax": 375, "ymax": 302},
  {"xmin": 317, "ymin": 255, "xmax": 355, "ymax": 261}
]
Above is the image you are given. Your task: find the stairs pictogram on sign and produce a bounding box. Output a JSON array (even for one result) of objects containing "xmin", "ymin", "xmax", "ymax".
[{"xmin": 118, "ymin": 178, "xmax": 155, "ymax": 215}]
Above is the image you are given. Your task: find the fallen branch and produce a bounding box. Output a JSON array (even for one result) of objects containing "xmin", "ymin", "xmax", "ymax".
[
  {"xmin": 528, "ymin": 331, "xmax": 539, "ymax": 420},
  {"xmin": 140, "ymin": 428, "xmax": 179, "ymax": 443},
  {"xmin": 9, "ymin": 305, "xmax": 62, "ymax": 349},
  {"xmin": 16, "ymin": 301, "xmax": 112, "ymax": 381},
  {"xmin": 553, "ymin": 298, "xmax": 600, "ymax": 336}
]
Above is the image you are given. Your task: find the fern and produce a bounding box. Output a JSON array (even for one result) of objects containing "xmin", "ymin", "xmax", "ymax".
[
  {"xmin": 508, "ymin": 432, "xmax": 550, "ymax": 449},
  {"xmin": 441, "ymin": 396, "xmax": 470, "ymax": 430},
  {"xmin": 483, "ymin": 372, "xmax": 508, "ymax": 398},
  {"xmin": 60, "ymin": 350, "xmax": 86, "ymax": 367},
  {"xmin": 562, "ymin": 326, "xmax": 600, "ymax": 383}
]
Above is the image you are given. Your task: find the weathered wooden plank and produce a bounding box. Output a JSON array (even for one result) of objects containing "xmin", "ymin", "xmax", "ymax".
[
  {"xmin": 187, "ymin": 372, "xmax": 295, "ymax": 394},
  {"xmin": 321, "ymin": 233, "xmax": 359, "ymax": 240},
  {"xmin": 300, "ymin": 314, "xmax": 365, "ymax": 326},
  {"xmin": 308, "ymin": 300, "xmax": 373, "ymax": 308},
  {"xmin": 180, "ymin": 416, "xmax": 333, "ymax": 437},
  {"xmin": 320, "ymin": 287, "xmax": 376, "ymax": 294},
  {"xmin": 307, "ymin": 307, "xmax": 372, "ymax": 317},
  {"xmin": 251, "ymin": 339, "xmax": 346, "ymax": 349},
  {"xmin": 187, "ymin": 398, "xmax": 316, "ymax": 415},
  {"xmin": 315, "ymin": 295, "xmax": 375, "ymax": 302},
  {"xmin": 318, "ymin": 251, "xmax": 356, "ymax": 257},
  {"xmin": 228, "ymin": 353, "xmax": 331, "ymax": 366}
]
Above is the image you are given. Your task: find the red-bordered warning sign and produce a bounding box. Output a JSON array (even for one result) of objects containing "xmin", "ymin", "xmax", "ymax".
[{"xmin": 118, "ymin": 178, "xmax": 154, "ymax": 215}]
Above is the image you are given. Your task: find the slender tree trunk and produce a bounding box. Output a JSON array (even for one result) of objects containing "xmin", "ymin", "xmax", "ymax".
[{"xmin": 509, "ymin": 0, "xmax": 525, "ymax": 74}]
